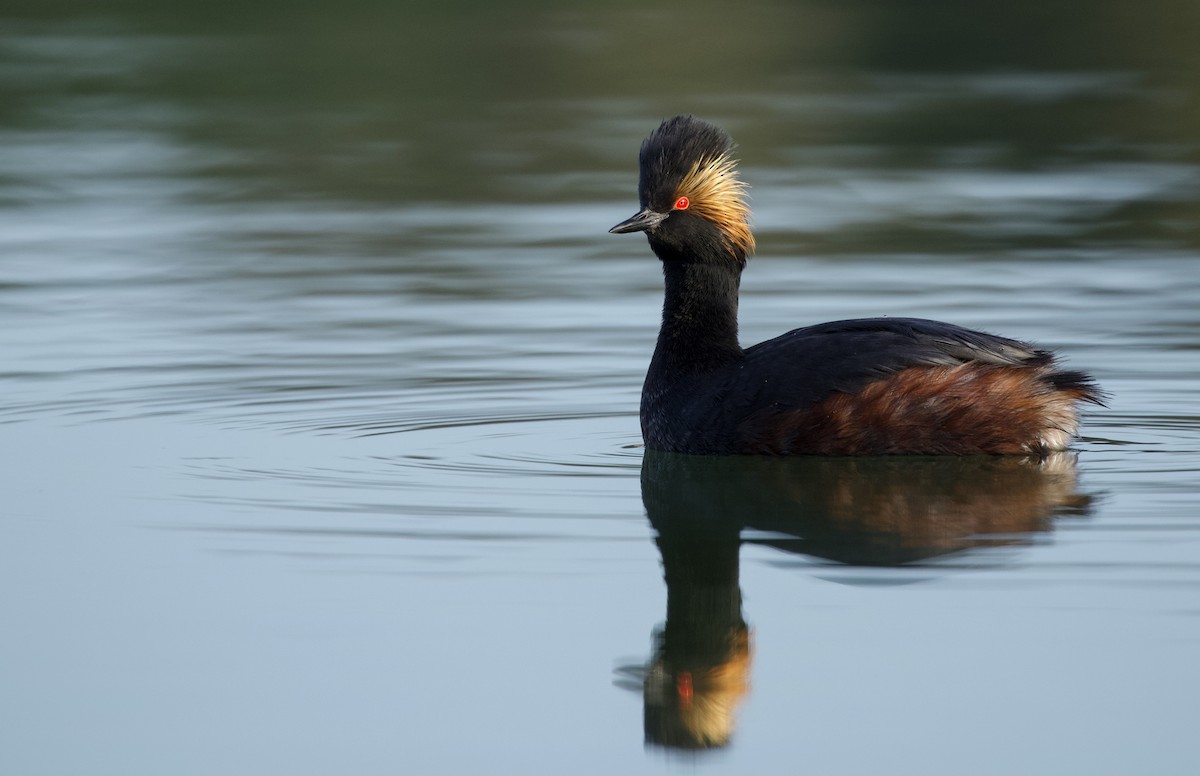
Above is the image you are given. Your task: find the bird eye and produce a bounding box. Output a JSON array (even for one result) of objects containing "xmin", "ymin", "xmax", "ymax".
[{"xmin": 673, "ymin": 196, "xmax": 689, "ymax": 210}]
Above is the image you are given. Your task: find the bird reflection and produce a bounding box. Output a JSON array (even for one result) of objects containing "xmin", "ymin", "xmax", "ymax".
[{"xmin": 637, "ymin": 450, "xmax": 1093, "ymax": 750}]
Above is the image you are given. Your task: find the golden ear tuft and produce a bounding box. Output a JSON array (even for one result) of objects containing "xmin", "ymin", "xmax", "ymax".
[{"xmin": 675, "ymin": 153, "xmax": 755, "ymax": 257}]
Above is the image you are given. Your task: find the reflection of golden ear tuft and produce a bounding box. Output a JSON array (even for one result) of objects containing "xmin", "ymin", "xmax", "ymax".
[
  {"xmin": 645, "ymin": 627, "xmax": 752, "ymax": 750},
  {"xmin": 677, "ymin": 628, "xmax": 752, "ymax": 748}
]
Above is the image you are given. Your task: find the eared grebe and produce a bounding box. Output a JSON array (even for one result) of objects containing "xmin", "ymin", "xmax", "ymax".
[{"xmin": 610, "ymin": 115, "xmax": 1102, "ymax": 456}]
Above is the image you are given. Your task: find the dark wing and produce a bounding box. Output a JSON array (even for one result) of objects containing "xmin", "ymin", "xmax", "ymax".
[
  {"xmin": 735, "ymin": 316, "xmax": 1050, "ymax": 411},
  {"xmin": 643, "ymin": 317, "xmax": 1068, "ymax": 454}
]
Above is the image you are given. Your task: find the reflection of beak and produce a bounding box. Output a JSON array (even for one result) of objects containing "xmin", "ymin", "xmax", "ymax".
[{"xmin": 609, "ymin": 208, "xmax": 667, "ymax": 234}]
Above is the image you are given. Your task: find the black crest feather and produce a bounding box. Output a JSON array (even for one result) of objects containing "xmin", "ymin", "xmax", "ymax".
[{"xmin": 638, "ymin": 115, "xmax": 735, "ymax": 210}]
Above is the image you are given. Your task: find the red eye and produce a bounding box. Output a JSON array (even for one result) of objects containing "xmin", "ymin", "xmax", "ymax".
[{"xmin": 673, "ymin": 196, "xmax": 689, "ymax": 210}]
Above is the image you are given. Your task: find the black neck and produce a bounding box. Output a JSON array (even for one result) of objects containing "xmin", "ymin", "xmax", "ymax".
[{"xmin": 650, "ymin": 260, "xmax": 744, "ymax": 376}]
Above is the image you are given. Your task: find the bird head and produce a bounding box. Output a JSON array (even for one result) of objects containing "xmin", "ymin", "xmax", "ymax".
[{"xmin": 610, "ymin": 115, "xmax": 754, "ymax": 265}]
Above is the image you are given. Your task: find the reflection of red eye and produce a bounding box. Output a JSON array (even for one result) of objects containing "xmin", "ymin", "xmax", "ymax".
[{"xmin": 674, "ymin": 196, "xmax": 689, "ymax": 210}]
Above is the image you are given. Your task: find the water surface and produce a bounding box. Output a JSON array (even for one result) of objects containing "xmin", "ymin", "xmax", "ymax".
[{"xmin": 2, "ymin": 2, "xmax": 1199, "ymax": 773}]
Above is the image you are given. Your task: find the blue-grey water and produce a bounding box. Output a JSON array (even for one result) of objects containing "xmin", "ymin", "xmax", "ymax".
[{"xmin": 3, "ymin": 3, "xmax": 1199, "ymax": 773}]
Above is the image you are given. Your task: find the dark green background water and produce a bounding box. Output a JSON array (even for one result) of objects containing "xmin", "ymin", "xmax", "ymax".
[{"xmin": 3, "ymin": 2, "xmax": 1198, "ymax": 773}]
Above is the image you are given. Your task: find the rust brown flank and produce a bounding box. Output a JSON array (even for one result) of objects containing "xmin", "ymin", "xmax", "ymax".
[{"xmin": 738, "ymin": 363, "xmax": 1087, "ymax": 456}]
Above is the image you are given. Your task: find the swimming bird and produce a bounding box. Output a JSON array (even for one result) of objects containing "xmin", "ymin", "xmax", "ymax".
[{"xmin": 610, "ymin": 115, "xmax": 1102, "ymax": 456}]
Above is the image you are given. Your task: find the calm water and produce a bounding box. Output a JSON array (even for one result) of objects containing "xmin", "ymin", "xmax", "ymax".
[{"xmin": 3, "ymin": 3, "xmax": 1199, "ymax": 773}]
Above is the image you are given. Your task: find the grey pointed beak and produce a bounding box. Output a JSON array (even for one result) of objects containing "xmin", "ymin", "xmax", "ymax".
[{"xmin": 609, "ymin": 208, "xmax": 667, "ymax": 234}]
